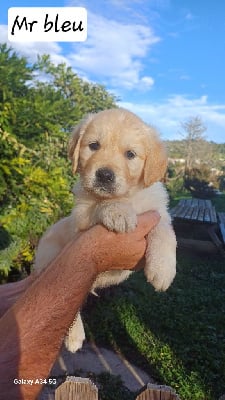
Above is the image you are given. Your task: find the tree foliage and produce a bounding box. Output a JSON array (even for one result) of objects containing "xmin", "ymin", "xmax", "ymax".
[
  {"xmin": 179, "ymin": 116, "xmax": 208, "ymax": 171},
  {"xmin": 0, "ymin": 44, "xmax": 117, "ymax": 280},
  {"xmin": 166, "ymin": 118, "xmax": 225, "ymax": 197},
  {"xmin": 183, "ymin": 165, "xmax": 218, "ymax": 199}
]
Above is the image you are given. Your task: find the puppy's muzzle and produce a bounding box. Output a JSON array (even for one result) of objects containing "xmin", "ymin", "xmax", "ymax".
[{"xmin": 95, "ymin": 167, "xmax": 115, "ymax": 191}]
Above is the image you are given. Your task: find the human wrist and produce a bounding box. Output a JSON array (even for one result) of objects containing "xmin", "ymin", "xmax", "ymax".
[
  {"xmin": 75, "ymin": 225, "xmax": 113, "ymax": 274},
  {"xmin": 66, "ymin": 232, "xmax": 100, "ymax": 276}
]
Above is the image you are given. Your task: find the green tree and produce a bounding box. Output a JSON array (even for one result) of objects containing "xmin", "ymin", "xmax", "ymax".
[
  {"xmin": 0, "ymin": 44, "xmax": 117, "ymax": 280},
  {"xmin": 0, "ymin": 46, "xmax": 117, "ymax": 146},
  {"xmin": 179, "ymin": 116, "xmax": 208, "ymax": 171},
  {"xmin": 0, "ymin": 44, "xmax": 33, "ymax": 133},
  {"xmin": 35, "ymin": 54, "xmax": 118, "ymax": 132}
]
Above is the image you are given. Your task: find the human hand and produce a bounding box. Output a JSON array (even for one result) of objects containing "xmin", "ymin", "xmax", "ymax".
[{"xmin": 85, "ymin": 211, "xmax": 160, "ymax": 274}]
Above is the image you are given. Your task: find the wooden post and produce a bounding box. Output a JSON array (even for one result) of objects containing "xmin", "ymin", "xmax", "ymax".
[
  {"xmin": 55, "ymin": 376, "xmax": 98, "ymax": 400},
  {"xmin": 136, "ymin": 383, "xmax": 181, "ymax": 400}
]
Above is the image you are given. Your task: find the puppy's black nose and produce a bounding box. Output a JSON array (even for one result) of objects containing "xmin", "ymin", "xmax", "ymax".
[{"xmin": 95, "ymin": 167, "xmax": 115, "ymax": 184}]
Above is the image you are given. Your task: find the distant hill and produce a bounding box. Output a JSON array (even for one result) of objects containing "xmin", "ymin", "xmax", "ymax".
[{"xmin": 165, "ymin": 140, "xmax": 225, "ymax": 168}]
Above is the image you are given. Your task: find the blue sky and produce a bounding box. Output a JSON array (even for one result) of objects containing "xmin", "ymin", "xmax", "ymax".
[{"xmin": 1, "ymin": 0, "xmax": 225, "ymax": 143}]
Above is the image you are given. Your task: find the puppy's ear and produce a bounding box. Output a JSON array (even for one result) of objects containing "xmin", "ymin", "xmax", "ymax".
[
  {"xmin": 144, "ymin": 131, "xmax": 167, "ymax": 187},
  {"xmin": 68, "ymin": 114, "xmax": 94, "ymax": 174}
]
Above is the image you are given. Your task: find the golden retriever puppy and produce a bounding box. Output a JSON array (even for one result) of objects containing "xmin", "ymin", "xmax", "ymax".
[{"xmin": 34, "ymin": 108, "xmax": 176, "ymax": 353}]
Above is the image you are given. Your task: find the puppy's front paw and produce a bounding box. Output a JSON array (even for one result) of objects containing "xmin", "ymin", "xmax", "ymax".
[
  {"xmin": 64, "ymin": 329, "xmax": 85, "ymax": 353},
  {"xmin": 98, "ymin": 203, "xmax": 137, "ymax": 233},
  {"xmin": 145, "ymin": 226, "xmax": 177, "ymax": 291},
  {"xmin": 145, "ymin": 252, "xmax": 176, "ymax": 291},
  {"xmin": 64, "ymin": 315, "xmax": 86, "ymax": 353},
  {"xmin": 65, "ymin": 336, "xmax": 84, "ymax": 353}
]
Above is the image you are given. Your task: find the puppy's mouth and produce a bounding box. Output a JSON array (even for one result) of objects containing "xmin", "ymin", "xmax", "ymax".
[
  {"xmin": 94, "ymin": 181, "xmax": 116, "ymax": 194},
  {"xmin": 83, "ymin": 167, "xmax": 121, "ymax": 198},
  {"xmin": 93, "ymin": 167, "xmax": 116, "ymax": 196},
  {"xmin": 82, "ymin": 167, "xmax": 131, "ymax": 199}
]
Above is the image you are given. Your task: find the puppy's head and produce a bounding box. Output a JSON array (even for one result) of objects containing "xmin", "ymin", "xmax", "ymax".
[{"xmin": 68, "ymin": 108, "xmax": 167, "ymax": 199}]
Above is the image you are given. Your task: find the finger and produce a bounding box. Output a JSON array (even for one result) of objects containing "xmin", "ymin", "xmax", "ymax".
[
  {"xmin": 135, "ymin": 211, "xmax": 160, "ymax": 238},
  {"xmin": 127, "ymin": 240, "xmax": 147, "ymax": 270}
]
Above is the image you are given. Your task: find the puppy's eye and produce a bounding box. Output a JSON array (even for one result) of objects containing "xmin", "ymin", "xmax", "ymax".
[
  {"xmin": 89, "ymin": 141, "xmax": 100, "ymax": 151},
  {"xmin": 125, "ymin": 150, "xmax": 136, "ymax": 159}
]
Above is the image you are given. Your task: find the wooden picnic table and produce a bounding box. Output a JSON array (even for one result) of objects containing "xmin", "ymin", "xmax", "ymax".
[
  {"xmin": 170, "ymin": 198, "xmax": 217, "ymax": 224},
  {"xmin": 170, "ymin": 198, "xmax": 225, "ymax": 255}
]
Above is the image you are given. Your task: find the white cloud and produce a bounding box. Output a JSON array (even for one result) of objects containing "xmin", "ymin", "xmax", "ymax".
[
  {"xmin": 1, "ymin": 8, "xmax": 159, "ymax": 91},
  {"xmin": 0, "ymin": 24, "xmax": 68, "ymax": 65},
  {"xmin": 120, "ymin": 95, "xmax": 225, "ymax": 143},
  {"xmin": 67, "ymin": 11, "xmax": 159, "ymax": 90},
  {"xmin": 141, "ymin": 76, "xmax": 155, "ymax": 87}
]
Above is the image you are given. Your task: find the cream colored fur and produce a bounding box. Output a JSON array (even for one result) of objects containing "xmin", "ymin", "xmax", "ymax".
[{"xmin": 34, "ymin": 108, "xmax": 176, "ymax": 353}]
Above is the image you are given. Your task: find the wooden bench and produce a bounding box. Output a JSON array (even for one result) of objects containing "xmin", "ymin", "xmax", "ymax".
[
  {"xmin": 170, "ymin": 198, "xmax": 225, "ymax": 255},
  {"xmin": 218, "ymin": 212, "xmax": 225, "ymax": 245},
  {"xmin": 170, "ymin": 198, "xmax": 217, "ymax": 224}
]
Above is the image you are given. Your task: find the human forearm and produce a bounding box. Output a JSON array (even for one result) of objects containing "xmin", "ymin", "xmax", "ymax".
[
  {"xmin": 0, "ymin": 275, "xmax": 36, "ymax": 318},
  {"xmin": 0, "ymin": 211, "xmax": 159, "ymax": 399},
  {"xmin": 0, "ymin": 237, "xmax": 97, "ymax": 400}
]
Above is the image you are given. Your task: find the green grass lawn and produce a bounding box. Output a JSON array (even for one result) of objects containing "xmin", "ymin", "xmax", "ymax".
[
  {"xmin": 211, "ymin": 193, "xmax": 225, "ymax": 212},
  {"xmin": 84, "ymin": 252, "xmax": 225, "ymax": 400},
  {"xmin": 83, "ymin": 192, "xmax": 225, "ymax": 400}
]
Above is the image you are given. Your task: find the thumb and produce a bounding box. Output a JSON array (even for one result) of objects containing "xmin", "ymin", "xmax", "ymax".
[{"xmin": 135, "ymin": 211, "xmax": 160, "ymax": 238}]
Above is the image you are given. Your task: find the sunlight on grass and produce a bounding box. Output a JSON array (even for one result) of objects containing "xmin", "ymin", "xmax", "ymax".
[
  {"xmin": 85, "ymin": 250, "xmax": 225, "ymax": 400},
  {"xmin": 116, "ymin": 305, "xmax": 207, "ymax": 400}
]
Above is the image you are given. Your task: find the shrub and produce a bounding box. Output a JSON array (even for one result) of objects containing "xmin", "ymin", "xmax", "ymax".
[{"xmin": 184, "ymin": 165, "xmax": 218, "ymax": 198}]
